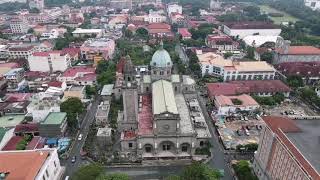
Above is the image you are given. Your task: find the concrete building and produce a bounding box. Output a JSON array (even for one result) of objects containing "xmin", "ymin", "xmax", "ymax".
[
  {"xmin": 62, "ymin": 86, "xmax": 85, "ymax": 101},
  {"xmin": 0, "ymin": 149, "xmax": 64, "ymax": 180},
  {"xmin": 210, "ymin": 0, "xmax": 221, "ymax": 9},
  {"xmin": 27, "ymin": 95, "xmax": 61, "ymax": 123},
  {"xmin": 304, "ymin": 0, "xmax": 320, "ymax": 10},
  {"xmin": 3, "ymin": 68, "xmax": 26, "ymax": 92},
  {"xmin": 39, "ymin": 112, "xmax": 67, "ymax": 138},
  {"xmin": 28, "ymin": 51, "xmax": 72, "ymax": 73},
  {"xmin": 253, "ymin": 116, "xmax": 320, "ymax": 180},
  {"xmin": 118, "ymin": 43, "xmax": 211, "ymax": 161},
  {"xmin": 72, "ymin": 28, "xmax": 103, "ymax": 38},
  {"xmin": 243, "ymin": 35, "xmax": 281, "ymax": 47},
  {"xmin": 8, "ymin": 45, "xmax": 36, "ymax": 59},
  {"xmin": 167, "ymin": 3, "xmax": 182, "ymax": 15},
  {"xmin": 197, "ymin": 52, "xmax": 276, "ymax": 80},
  {"xmin": 223, "ymin": 22, "xmax": 281, "ymax": 39},
  {"xmin": 0, "ymin": 115, "xmax": 25, "ymax": 128},
  {"xmin": 57, "ymin": 66, "xmax": 95, "ymax": 85},
  {"xmin": 10, "ymin": 18, "xmax": 28, "ymax": 34},
  {"xmin": 100, "ymin": 84, "xmax": 114, "ymax": 100},
  {"xmin": 274, "ymin": 37, "xmax": 320, "ymax": 64},
  {"xmin": 214, "ymin": 94, "xmax": 260, "ymax": 115},
  {"xmin": 95, "ymin": 101, "xmax": 110, "ymax": 126},
  {"xmin": 80, "ymin": 38, "xmax": 115, "ymax": 60},
  {"xmin": 110, "ymin": 0, "xmax": 133, "ymax": 9},
  {"xmin": 96, "ymin": 127, "xmax": 112, "ymax": 148},
  {"xmin": 206, "ymin": 34, "xmax": 239, "ymax": 51},
  {"xmin": 145, "ymin": 10, "xmax": 166, "ymax": 23},
  {"xmin": 40, "ymin": 29, "xmax": 59, "ymax": 40},
  {"xmin": 29, "ymin": 0, "xmax": 44, "ymax": 10}
]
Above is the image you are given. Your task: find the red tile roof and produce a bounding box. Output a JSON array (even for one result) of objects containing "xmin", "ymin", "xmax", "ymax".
[
  {"xmin": 4, "ymin": 93, "xmax": 33, "ymax": 102},
  {"xmin": 61, "ymin": 66, "xmax": 95, "ymax": 77},
  {"xmin": 14, "ymin": 123, "xmax": 39, "ymax": 134},
  {"xmin": 262, "ymin": 116, "xmax": 320, "ymax": 179},
  {"xmin": 26, "ymin": 136, "xmax": 44, "ymax": 150},
  {"xmin": 32, "ymin": 51, "xmax": 62, "ymax": 57},
  {"xmin": 74, "ymin": 73, "xmax": 96, "ymax": 82},
  {"xmin": 2, "ymin": 136, "xmax": 23, "ymax": 151},
  {"xmin": 138, "ymin": 95, "xmax": 153, "ymax": 135},
  {"xmin": 147, "ymin": 23, "xmax": 171, "ymax": 30},
  {"xmin": 178, "ymin": 28, "xmax": 192, "ymax": 37},
  {"xmin": 0, "ymin": 63, "xmax": 19, "ymax": 68},
  {"xmin": 47, "ymin": 81, "xmax": 63, "ymax": 88},
  {"xmin": 61, "ymin": 47, "xmax": 80, "ymax": 57},
  {"xmin": 275, "ymin": 62, "xmax": 320, "ymax": 77},
  {"xmin": 117, "ymin": 58, "xmax": 126, "ymax": 74},
  {"xmin": 123, "ymin": 130, "xmax": 136, "ymax": 140},
  {"xmin": 207, "ymin": 80, "xmax": 291, "ymax": 98},
  {"xmin": 284, "ymin": 46, "xmax": 320, "ymax": 55}
]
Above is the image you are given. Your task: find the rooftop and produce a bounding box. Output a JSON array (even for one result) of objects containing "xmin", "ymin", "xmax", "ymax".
[
  {"xmin": 152, "ymin": 80, "xmax": 178, "ymax": 115},
  {"xmin": 41, "ymin": 112, "xmax": 67, "ymax": 125},
  {"xmin": 60, "ymin": 66, "xmax": 95, "ymax": 77},
  {"xmin": 72, "ymin": 28, "xmax": 103, "ymax": 34},
  {"xmin": 82, "ymin": 38, "xmax": 114, "ymax": 48},
  {"xmin": 207, "ymin": 80, "xmax": 291, "ymax": 98},
  {"xmin": 263, "ymin": 116, "xmax": 320, "ymax": 179},
  {"xmin": 100, "ymin": 84, "xmax": 114, "ymax": 96},
  {"xmin": 277, "ymin": 46, "xmax": 320, "ymax": 55},
  {"xmin": 14, "ymin": 123, "xmax": 38, "ymax": 133},
  {"xmin": 175, "ymin": 94, "xmax": 194, "ymax": 134},
  {"xmin": 178, "ymin": 28, "xmax": 192, "ymax": 37},
  {"xmin": 0, "ymin": 150, "xmax": 50, "ymax": 180},
  {"xmin": 97, "ymin": 127, "xmax": 112, "ymax": 137},
  {"xmin": 215, "ymin": 94, "xmax": 259, "ymax": 107},
  {"xmin": 138, "ymin": 95, "xmax": 153, "ymax": 136},
  {"xmin": 243, "ymin": 35, "xmax": 280, "ymax": 47},
  {"xmin": 0, "ymin": 115, "xmax": 25, "ymax": 128},
  {"xmin": 1, "ymin": 136, "xmax": 23, "ymax": 151},
  {"xmin": 224, "ymin": 21, "xmax": 280, "ymax": 29},
  {"xmin": 275, "ymin": 62, "xmax": 320, "ymax": 77}
]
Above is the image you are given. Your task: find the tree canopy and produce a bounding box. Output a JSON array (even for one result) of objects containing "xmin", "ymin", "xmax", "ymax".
[
  {"xmin": 60, "ymin": 97, "xmax": 84, "ymax": 128},
  {"xmin": 233, "ymin": 160, "xmax": 258, "ymax": 180}
]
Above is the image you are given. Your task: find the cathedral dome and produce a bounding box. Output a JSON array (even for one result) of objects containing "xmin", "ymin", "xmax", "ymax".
[{"xmin": 150, "ymin": 42, "xmax": 172, "ymax": 68}]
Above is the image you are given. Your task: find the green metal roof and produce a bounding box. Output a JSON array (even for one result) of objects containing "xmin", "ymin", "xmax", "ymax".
[
  {"xmin": 0, "ymin": 127, "xmax": 6, "ymax": 142},
  {"xmin": 0, "ymin": 115, "xmax": 25, "ymax": 128},
  {"xmin": 41, "ymin": 112, "xmax": 67, "ymax": 125}
]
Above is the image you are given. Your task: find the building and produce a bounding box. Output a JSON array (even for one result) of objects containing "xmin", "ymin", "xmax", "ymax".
[
  {"xmin": 39, "ymin": 112, "xmax": 67, "ymax": 137},
  {"xmin": 167, "ymin": 3, "xmax": 182, "ymax": 15},
  {"xmin": 57, "ymin": 66, "xmax": 95, "ymax": 85},
  {"xmin": 72, "ymin": 28, "xmax": 104, "ymax": 38},
  {"xmin": 101, "ymin": 84, "xmax": 114, "ymax": 100},
  {"xmin": 3, "ymin": 68, "xmax": 26, "ymax": 92},
  {"xmin": 214, "ymin": 94, "xmax": 260, "ymax": 115},
  {"xmin": 197, "ymin": 52, "xmax": 276, "ymax": 80},
  {"xmin": 62, "ymin": 86, "xmax": 85, "ymax": 101},
  {"xmin": 8, "ymin": 45, "xmax": 36, "ymax": 59},
  {"xmin": 304, "ymin": 0, "xmax": 320, "ymax": 10},
  {"xmin": 80, "ymin": 38, "xmax": 116, "ymax": 61},
  {"xmin": 147, "ymin": 23, "xmax": 173, "ymax": 38},
  {"xmin": 110, "ymin": 0, "xmax": 132, "ymax": 9},
  {"xmin": 40, "ymin": 29, "xmax": 59, "ymax": 40},
  {"xmin": 0, "ymin": 115, "xmax": 25, "ymax": 128},
  {"xmin": 27, "ymin": 96, "xmax": 61, "ymax": 123},
  {"xmin": 95, "ymin": 101, "xmax": 110, "ymax": 126},
  {"xmin": 178, "ymin": 28, "xmax": 192, "ymax": 40},
  {"xmin": 243, "ymin": 35, "xmax": 280, "ymax": 47},
  {"xmin": 207, "ymin": 80, "xmax": 291, "ymax": 99},
  {"xmin": 28, "ymin": 51, "xmax": 72, "ymax": 73},
  {"xmin": 274, "ymin": 37, "xmax": 320, "ymax": 64},
  {"xmin": 29, "ymin": 0, "xmax": 44, "ymax": 10},
  {"xmin": 10, "ymin": 18, "xmax": 28, "ymax": 34},
  {"xmin": 0, "ymin": 149, "xmax": 63, "ymax": 180},
  {"xmin": 253, "ymin": 116, "xmax": 320, "ymax": 180},
  {"xmin": 210, "ymin": 0, "xmax": 221, "ymax": 9},
  {"xmin": 206, "ymin": 34, "xmax": 239, "ymax": 51},
  {"xmin": 145, "ymin": 10, "xmax": 167, "ymax": 23},
  {"xmin": 223, "ymin": 22, "xmax": 281, "ymax": 39},
  {"xmin": 118, "ymin": 43, "xmax": 211, "ymax": 161},
  {"xmin": 96, "ymin": 127, "xmax": 112, "ymax": 148},
  {"xmin": 275, "ymin": 62, "xmax": 320, "ymax": 84}
]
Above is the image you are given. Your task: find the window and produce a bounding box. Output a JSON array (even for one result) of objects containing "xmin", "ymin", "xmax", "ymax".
[
  {"xmin": 145, "ymin": 146, "xmax": 152, "ymax": 153},
  {"xmin": 162, "ymin": 144, "xmax": 171, "ymax": 151},
  {"xmin": 129, "ymin": 143, "xmax": 133, "ymax": 148},
  {"xmin": 160, "ymin": 71, "xmax": 164, "ymax": 75},
  {"xmin": 181, "ymin": 145, "xmax": 188, "ymax": 152},
  {"xmin": 43, "ymin": 175, "xmax": 46, "ymax": 180},
  {"xmin": 146, "ymin": 87, "xmax": 149, "ymax": 92},
  {"xmin": 54, "ymin": 161, "xmax": 56, "ymax": 168},
  {"xmin": 200, "ymin": 141, "xmax": 204, "ymax": 147},
  {"xmin": 45, "ymin": 170, "xmax": 49, "ymax": 177},
  {"xmin": 175, "ymin": 86, "xmax": 178, "ymax": 92}
]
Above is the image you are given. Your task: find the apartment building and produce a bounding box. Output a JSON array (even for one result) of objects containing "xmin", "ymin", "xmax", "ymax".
[{"xmin": 10, "ymin": 18, "xmax": 28, "ymax": 34}]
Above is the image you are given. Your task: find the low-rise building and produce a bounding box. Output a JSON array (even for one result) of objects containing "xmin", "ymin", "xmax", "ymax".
[
  {"xmin": 304, "ymin": 0, "xmax": 320, "ymax": 10},
  {"xmin": 4, "ymin": 68, "xmax": 26, "ymax": 92},
  {"xmin": 100, "ymin": 84, "xmax": 114, "ymax": 100},
  {"xmin": 39, "ymin": 112, "xmax": 67, "ymax": 138},
  {"xmin": 147, "ymin": 23, "xmax": 173, "ymax": 38},
  {"xmin": 178, "ymin": 28, "xmax": 192, "ymax": 40},
  {"xmin": 0, "ymin": 149, "xmax": 64, "ymax": 180},
  {"xmin": 80, "ymin": 38, "xmax": 116, "ymax": 60},
  {"xmin": 0, "ymin": 114, "xmax": 25, "ymax": 128},
  {"xmin": 95, "ymin": 101, "xmax": 110, "ymax": 126},
  {"xmin": 243, "ymin": 35, "xmax": 280, "ymax": 47},
  {"xmin": 62, "ymin": 86, "xmax": 85, "ymax": 101},
  {"xmin": 167, "ymin": 3, "xmax": 182, "ymax": 15},
  {"xmin": 96, "ymin": 127, "xmax": 112, "ymax": 148},
  {"xmin": 214, "ymin": 94, "xmax": 260, "ymax": 115},
  {"xmin": 253, "ymin": 116, "xmax": 320, "ymax": 180},
  {"xmin": 206, "ymin": 34, "xmax": 239, "ymax": 51},
  {"xmin": 223, "ymin": 21, "xmax": 281, "ymax": 39},
  {"xmin": 40, "ymin": 29, "xmax": 59, "ymax": 40},
  {"xmin": 197, "ymin": 52, "xmax": 276, "ymax": 80},
  {"xmin": 72, "ymin": 28, "xmax": 104, "ymax": 38},
  {"xmin": 57, "ymin": 66, "xmax": 95, "ymax": 85},
  {"xmin": 207, "ymin": 80, "xmax": 291, "ymax": 98},
  {"xmin": 8, "ymin": 45, "xmax": 36, "ymax": 59},
  {"xmin": 28, "ymin": 51, "xmax": 72, "ymax": 73},
  {"xmin": 10, "ymin": 18, "xmax": 28, "ymax": 34}
]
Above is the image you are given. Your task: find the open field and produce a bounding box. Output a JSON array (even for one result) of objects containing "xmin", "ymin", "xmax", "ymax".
[{"xmin": 259, "ymin": 5, "xmax": 300, "ymax": 24}]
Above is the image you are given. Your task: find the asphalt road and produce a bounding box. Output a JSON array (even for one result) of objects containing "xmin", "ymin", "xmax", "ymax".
[{"xmin": 62, "ymin": 96, "xmax": 101, "ymax": 178}]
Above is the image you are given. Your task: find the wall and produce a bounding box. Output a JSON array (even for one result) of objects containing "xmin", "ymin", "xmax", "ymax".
[
  {"xmin": 28, "ymin": 56, "xmax": 50, "ymax": 72},
  {"xmin": 223, "ymin": 26, "xmax": 281, "ymax": 39},
  {"xmin": 35, "ymin": 149, "xmax": 63, "ymax": 180}
]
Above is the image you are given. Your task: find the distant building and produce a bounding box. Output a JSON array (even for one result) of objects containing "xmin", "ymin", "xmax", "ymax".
[
  {"xmin": 254, "ymin": 116, "xmax": 320, "ymax": 180},
  {"xmin": 110, "ymin": 0, "xmax": 133, "ymax": 9},
  {"xmin": 40, "ymin": 29, "xmax": 59, "ymax": 40},
  {"xmin": 39, "ymin": 112, "xmax": 67, "ymax": 137},
  {"xmin": 197, "ymin": 52, "xmax": 276, "ymax": 80},
  {"xmin": 101, "ymin": 84, "xmax": 114, "ymax": 100},
  {"xmin": 72, "ymin": 28, "xmax": 104, "ymax": 38},
  {"xmin": 274, "ymin": 37, "xmax": 320, "ymax": 64},
  {"xmin": 178, "ymin": 28, "xmax": 192, "ymax": 40},
  {"xmin": 8, "ymin": 45, "xmax": 36, "ymax": 59},
  {"xmin": 243, "ymin": 35, "xmax": 280, "ymax": 47},
  {"xmin": 210, "ymin": 0, "xmax": 221, "ymax": 9},
  {"xmin": 0, "ymin": 149, "xmax": 64, "ymax": 180},
  {"xmin": 223, "ymin": 22, "xmax": 281, "ymax": 39},
  {"xmin": 10, "ymin": 18, "xmax": 28, "ymax": 34},
  {"xmin": 207, "ymin": 80, "xmax": 291, "ymax": 99},
  {"xmin": 29, "ymin": 0, "xmax": 44, "ymax": 10},
  {"xmin": 147, "ymin": 23, "xmax": 173, "ymax": 38},
  {"xmin": 28, "ymin": 51, "xmax": 72, "ymax": 73},
  {"xmin": 206, "ymin": 34, "xmax": 239, "ymax": 51},
  {"xmin": 80, "ymin": 38, "xmax": 115, "ymax": 60},
  {"xmin": 167, "ymin": 3, "xmax": 182, "ymax": 15},
  {"xmin": 145, "ymin": 10, "xmax": 166, "ymax": 23},
  {"xmin": 304, "ymin": 0, "xmax": 320, "ymax": 10},
  {"xmin": 57, "ymin": 66, "xmax": 95, "ymax": 85}
]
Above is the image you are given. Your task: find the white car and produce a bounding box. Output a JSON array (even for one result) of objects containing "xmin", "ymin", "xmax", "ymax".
[{"xmin": 78, "ymin": 134, "xmax": 83, "ymax": 141}]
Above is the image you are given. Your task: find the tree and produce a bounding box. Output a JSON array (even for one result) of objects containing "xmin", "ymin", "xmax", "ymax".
[
  {"xmin": 180, "ymin": 162, "xmax": 221, "ymax": 180},
  {"xmin": 260, "ymin": 52, "xmax": 273, "ymax": 64},
  {"xmin": 96, "ymin": 173, "xmax": 130, "ymax": 180},
  {"xmin": 60, "ymin": 97, "xmax": 84, "ymax": 128},
  {"xmin": 223, "ymin": 52, "xmax": 233, "ymax": 59},
  {"xmin": 97, "ymin": 62, "xmax": 116, "ymax": 86},
  {"xmin": 233, "ymin": 160, "xmax": 258, "ymax": 180},
  {"xmin": 245, "ymin": 47, "xmax": 255, "ymax": 59},
  {"xmin": 85, "ymin": 85, "xmax": 96, "ymax": 98},
  {"xmin": 136, "ymin": 28, "xmax": 149, "ymax": 39},
  {"xmin": 27, "ymin": 28, "xmax": 35, "ymax": 34},
  {"xmin": 54, "ymin": 38, "xmax": 69, "ymax": 50},
  {"xmin": 286, "ymin": 75, "xmax": 303, "ymax": 88},
  {"xmin": 71, "ymin": 163, "xmax": 104, "ymax": 180},
  {"xmin": 124, "ymin": 29, "xmax": 133, "ymax": 38}
]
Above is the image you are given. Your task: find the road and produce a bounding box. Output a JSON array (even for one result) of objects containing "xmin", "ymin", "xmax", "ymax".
[
  {"xmin": 62, "ymin": 96, "xmax": 101, "ymax": 178},
  {"xmin": 175, "ymin": 44, "xmax": 189, "ymax": 64}
]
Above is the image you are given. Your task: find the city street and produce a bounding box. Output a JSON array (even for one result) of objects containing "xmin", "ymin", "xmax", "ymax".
[{"xmin": 62, "ymin": 96, "xmax": 101, "ymax": 178}]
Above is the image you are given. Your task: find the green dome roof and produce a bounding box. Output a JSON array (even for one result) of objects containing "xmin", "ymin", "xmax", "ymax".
[{"xmin": 150, "ymin": 48, "xmax": 172, "ymax": 68}]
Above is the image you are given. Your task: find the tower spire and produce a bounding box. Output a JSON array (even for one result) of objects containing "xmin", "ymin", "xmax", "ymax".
[{"xmin": 159, "ymin": 40, "xmax": 164, "ymax": 50}]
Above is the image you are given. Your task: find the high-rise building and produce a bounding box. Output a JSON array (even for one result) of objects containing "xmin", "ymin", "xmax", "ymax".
[
  {"xmin": 29, "ymin": 0, "xmax": 45, "ymax": 10},
  {"xmin": 254, "ymin": 116, "xmax": 320, "ymax": 180}
]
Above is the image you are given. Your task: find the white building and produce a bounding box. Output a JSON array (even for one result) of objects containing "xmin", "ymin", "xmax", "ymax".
[
  {"xmin": 28, "ymin": 51, "xmax": 71, "ymax": 73},
  {"xmin": 197, "ymin": 52, "xmax": 276, "ymax": 80},
  {"xmin": 304, "ymin": 0, "xmax": 320, "ymax": 10},
  {"xmin": 10, "ymin": 18, "xmax": 28, "ymax": 34},
  {"xmin": 27, "ymin": 95, "xmax": 61, "ymax": 122},
  {"xmin": 8, "ymin": 45, "xmax": 37, "ymax": 59},
  {"xmin": 167, "ymin": 3, "xmax": 182, "ymax": 15},
  {"xmin": 72, "ymin": 28, "xmax": 104, "ymax": 38},
  {"xmin": 40, "ymin": 29, "xmax": 59, "ymax": 40},
  {"xmin": 29, "ymin": 0, "xmax": 44, "ymax": 10},
  {"xmin": 243, "ymin": 35, "xmax": 281, "ymax": 47},
  {"xmin": 145, "ymin": 10, "xmax": 167, "ymax": 23},
  {"xmin": 95, "ymin": 101, "xmax": 110, "ymax": 126},
  {"xmin": 214, "ymin": 94, "xmax": 260, "ymax": 115},
  {"xmin": 0, "ymin": 149, "xmax": 63, "ymax": 180},
  {"xmin": 223, "ymin": 22, "xmax": 281, "ymax": 39}
]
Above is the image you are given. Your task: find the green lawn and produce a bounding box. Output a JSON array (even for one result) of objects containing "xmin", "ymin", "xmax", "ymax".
[{"xmin": 259, "ymin": 5, "xmax": 300, "ymax": 24}]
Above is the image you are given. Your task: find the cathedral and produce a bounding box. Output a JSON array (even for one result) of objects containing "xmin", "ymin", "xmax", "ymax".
[{"xmin": 117, "ymin": 42, "xmax": 211, "ymax": 161}]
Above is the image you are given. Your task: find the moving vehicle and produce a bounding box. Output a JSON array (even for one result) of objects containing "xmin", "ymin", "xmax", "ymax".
[
  {"xmin": 78, "ymin": 134, "xmax": 83, "ymax": 141},
  {"xmin": 71, "ymin": 156, "xmax": 76, "ymax": 163}
]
